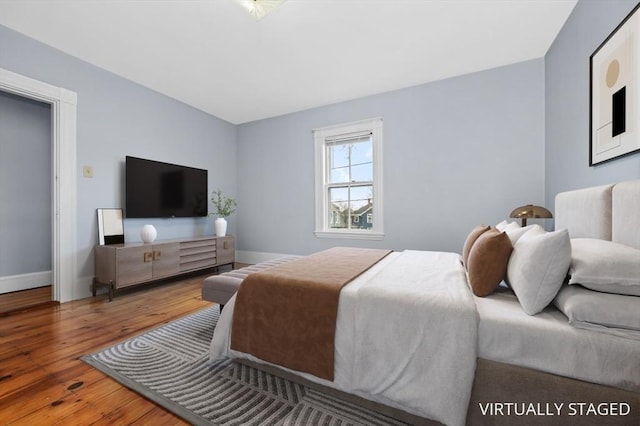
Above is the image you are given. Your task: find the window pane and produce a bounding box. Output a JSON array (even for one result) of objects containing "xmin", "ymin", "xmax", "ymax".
[
  {"xmin": 329, "ymin": 187, "xmax": 349, "ymax": 229},
  {"xmin": 328, "ymin": 185, "xmax": 373, "ymax": 230},
  {"xmin": 349, "ymin": 185, "xmax": 372, "ymax": 206},
  {"xmin": 349, "ymin": 185, "xmax": 373, "ymax": 229},
  {"xmin": 328, "ymin": 138, "xmax": 373, "ymax": 184},
  {"xmin": 350, "ymin": 139, "xmax": 372, "ymax": 182},
  {"xmin": 329, "ymin": 144, "xmax": 350, "ymax": 184},
  {"xmin": 351, "ymin": 162, "xmax": 372, "ymax": 182}
]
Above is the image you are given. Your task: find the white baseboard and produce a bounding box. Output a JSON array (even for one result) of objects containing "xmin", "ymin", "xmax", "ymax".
[
  {"xmin": 0, "ymin": 271, "xmax": 52, "ymax": 293},
  {"xmin": 236, "ymin": 250, "xmax": 295, "ymax": 265}
]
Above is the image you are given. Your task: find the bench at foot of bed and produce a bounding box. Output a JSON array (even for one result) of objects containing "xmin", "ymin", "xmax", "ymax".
[{"xmin": 201, "ymin": 255, "xmax": 300, "ymax": 309}]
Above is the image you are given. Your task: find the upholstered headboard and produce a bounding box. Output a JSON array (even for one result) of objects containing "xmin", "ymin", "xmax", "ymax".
[{"xmin": 555, "ymin": 180, "xmax": 640, "ymax": 250}]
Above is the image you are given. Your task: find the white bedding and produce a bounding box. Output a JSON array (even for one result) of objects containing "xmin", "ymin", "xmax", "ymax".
[
  {"xmin": 554, "ymin": 284, "xmax": 640, "ymax": 341},
  {"xmin": 210, "ymin": 250, "xmax": 478, "ymax": 426},
  {"xmin": 474, "ymin": 286, "xmax": 640, "ymax": 393}
]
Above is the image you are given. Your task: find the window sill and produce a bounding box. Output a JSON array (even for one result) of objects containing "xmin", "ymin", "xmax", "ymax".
[{"xmin": 314, "ymin": 230, "xmax": 385, "ymax": 240}]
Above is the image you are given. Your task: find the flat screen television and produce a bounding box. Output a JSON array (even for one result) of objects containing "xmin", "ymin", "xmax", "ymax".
[{"xmin": 125, "ymin": 156, "xmax": 208, "ymax": 218}]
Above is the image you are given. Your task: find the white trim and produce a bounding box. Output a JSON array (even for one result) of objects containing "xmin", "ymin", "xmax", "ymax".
[
  {"xmin": 314, "ymin": 230, "xmax": 384, "ymax": 240},
  {"xmin": 236, "ymin": 250, "xmax": 294, "ymax": 264},
  {"xmin": 312, "ymin": 117, "xmax": 382, "ymax": 134},
  {"xmin": 314, "ymin": 117, "xmax": 384, "ymax": 239},
  {"xmin": 0, "ymin": 68, "xmax": 77, "ymax": 303},
  {"xmin": 0, "ymin": 271, "xmax": 53, "ymax": 293}
]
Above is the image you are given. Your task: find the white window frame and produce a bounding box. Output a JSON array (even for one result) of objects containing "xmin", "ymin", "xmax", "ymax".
[{"xmin": 314, "ymin": 117, "xmax": 383, "ymax": 240}]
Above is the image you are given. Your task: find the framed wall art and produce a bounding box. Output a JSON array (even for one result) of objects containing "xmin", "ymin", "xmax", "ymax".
[
  {"xmin": 590, "ymin": 3, "xmax": 640, "ymax": 166},
  {"xmin": 97, "ymin": 208, "xmax": 124, "ymax": 245}
]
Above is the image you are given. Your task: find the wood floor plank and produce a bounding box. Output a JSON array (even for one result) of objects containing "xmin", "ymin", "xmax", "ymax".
[
  {"xmin": 133, "ymin": 407, "xmax": 186, "ymax": 425},
  {"xmin": 7, "ymin": 390, "xmax": 98, "ymax": 425},
  {"xmin": 0, "ymin": 363, "xmax": 49, "ymax": 400},
  {"xmin": 0, "ymin": 273, "xmax": 215, "ymax": 425},
  {"xmin": 49, "ymin": 399, "xmax": 112, "ymax": 426},
  {"xmin": 0, "ymin": 373, "xmax": 70, "ymax": 424},
  {"xmin": 89, "ymin": 386, "xmax": 161, "ymax": 425},
  {"xmin": 0, "ymin": 286, "xmax": 53, "ymax": 314}
]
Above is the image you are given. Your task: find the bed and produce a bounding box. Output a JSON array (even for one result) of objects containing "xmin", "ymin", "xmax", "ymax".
[{"xmin": 210, "ymin": 180, "xmax": 640, "ymax": 426}]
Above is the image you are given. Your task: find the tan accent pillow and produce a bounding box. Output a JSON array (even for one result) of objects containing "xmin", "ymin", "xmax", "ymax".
[
  {"xmin": 467, "ymin": 229, "xmax": 513, "ymax": 297},
  {"xmin": 462, "ymin": 225, "xmax": 491, "ymax": 267}
]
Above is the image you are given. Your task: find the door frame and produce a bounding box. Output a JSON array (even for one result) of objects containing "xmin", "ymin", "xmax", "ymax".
[{"xmin": 0, "ymin": 67, "xmax": 77, "ymax": 303}]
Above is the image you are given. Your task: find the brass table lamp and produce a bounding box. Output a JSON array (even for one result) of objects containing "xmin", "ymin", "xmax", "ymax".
[{"xmin": 509, "ymin": 204, "xmax": 553, "ymax": 226}]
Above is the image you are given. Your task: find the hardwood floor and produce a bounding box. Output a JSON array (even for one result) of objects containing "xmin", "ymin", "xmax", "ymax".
[
  {"xmin": 0, "ymin": 286, "xmax": 54, "ymax": 315},
  {"xmin": 0, "ymin": 274, "xmax": 215, "ymax": 425}
]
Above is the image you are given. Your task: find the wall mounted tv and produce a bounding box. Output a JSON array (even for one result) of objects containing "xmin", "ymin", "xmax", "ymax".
[{"xmin": 125, "ymin": 156, "xmax": 208, "ymax": 218}]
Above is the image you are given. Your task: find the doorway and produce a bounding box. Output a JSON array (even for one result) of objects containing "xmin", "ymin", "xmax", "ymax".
[
  {"xmin": 0, "ymin": 91, "xmax": 52, "ymax": 302},
  {"xmin": 0, "ymin": 67, "xmax": 77, "ymax": 303}
]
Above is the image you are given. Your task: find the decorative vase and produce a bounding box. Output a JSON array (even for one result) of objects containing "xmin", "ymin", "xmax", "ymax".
[
  {"xmin": 140, "ymin": 224, "xmax": 157, "ymax": 243},
  {"xmin": 215, "ymin": 217, "xmax": 227, "ymax": 237}
]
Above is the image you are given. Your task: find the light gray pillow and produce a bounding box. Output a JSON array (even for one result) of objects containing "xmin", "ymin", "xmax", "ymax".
[
  {"xmin": 554, "ymin": 284, "xmax": 640, "ymax": 340},
  {"xmin": 506, "ymin": 226, "xmax": 571, "ymax": 315},
  {"xmin": 568, "ymin": 238, "xmax": 640, "ymax": 296}
]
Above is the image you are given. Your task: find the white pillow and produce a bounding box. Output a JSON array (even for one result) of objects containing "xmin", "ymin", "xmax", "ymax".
[
  {"xmin": 504, "ymin": 224, "xmax": 537, "ymax": 245},
  {"xmin": 506, "ymin": 226, "xmax": 571, "ymax": 315},
  {"xmin": 568, "ymin": 238, "xmax": 640, "ymax": 296},
  {"xmin": 554, "ymin": 284, "xmax": 640, "ymax": 340},
  {"xmin": 496, "ymin": 220, "xmax": 519, "ymax": 232}
]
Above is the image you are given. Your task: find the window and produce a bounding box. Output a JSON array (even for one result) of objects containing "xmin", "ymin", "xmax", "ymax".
[{"xmin": 314, "ymin": 118, "xmax": 383, "ymax": 239}]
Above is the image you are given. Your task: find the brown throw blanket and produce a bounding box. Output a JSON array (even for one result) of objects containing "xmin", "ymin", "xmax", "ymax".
[{"xmin": 230, "ymin": 247, "xmax": 392, "ymax": 381}]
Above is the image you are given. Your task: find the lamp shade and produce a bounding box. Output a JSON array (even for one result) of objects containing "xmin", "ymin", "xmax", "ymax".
[{"xmin": 509, "ymin": 204, "xmax": 552, "ymax": 226}]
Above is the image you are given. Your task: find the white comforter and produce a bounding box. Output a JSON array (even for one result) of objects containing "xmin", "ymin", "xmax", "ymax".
[
  {"xmin": 475, "ymin": 287, "xmax": 640, "ymax": 393},
  {"xmin": 210, "ymin": 250, "xmax": 478, "ymax": 426}
]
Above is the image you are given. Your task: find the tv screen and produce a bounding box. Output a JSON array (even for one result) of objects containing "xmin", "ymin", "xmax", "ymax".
[{"xmin": 125, "ymin": 156, "xmax": 208, "ymax": 218}]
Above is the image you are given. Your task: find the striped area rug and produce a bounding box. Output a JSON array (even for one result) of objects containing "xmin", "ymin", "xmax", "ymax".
[{"xmin": 82, "ymin": 306, "xmax": 409, "ymax": 426}]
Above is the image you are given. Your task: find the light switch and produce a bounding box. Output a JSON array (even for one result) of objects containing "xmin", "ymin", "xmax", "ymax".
[{"xmin": 83, "ymin": 165, "xmax": 93, "ymax": 178}]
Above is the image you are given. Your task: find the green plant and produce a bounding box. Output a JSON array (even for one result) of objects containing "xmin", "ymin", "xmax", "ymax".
[{"xmin": 210, "ymin": 189, "xmax": 236, "ymax": 218}]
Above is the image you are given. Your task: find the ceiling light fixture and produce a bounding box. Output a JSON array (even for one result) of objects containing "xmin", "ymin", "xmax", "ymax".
[{"xmin": 235, "ymin": 0, "xmax": 287, "ymax": 20}]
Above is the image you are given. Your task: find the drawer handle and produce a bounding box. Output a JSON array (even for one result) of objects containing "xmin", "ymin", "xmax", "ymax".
[
  {"xmin": 144, "ymin": 252, "xmax": 153, "ymax": 262},
  {"xmin": 153, "ymin": 250, "xmax": 161, "ymax": 261},
  {"xmin": 223, "ymin": 241, "xmax": 229, "ymax": 250}
]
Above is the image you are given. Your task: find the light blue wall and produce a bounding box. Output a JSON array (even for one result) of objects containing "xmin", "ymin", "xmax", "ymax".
[
  {"xmin": 237, "ymin": 59, "xmax": 546, "ymax": 256},
  {"xmin": 8, "ymin": 0, "xmax": 625, "ymax": 295},
  {"xmin": 545, "ymin": 0, "xmax": 640, "ymax": 213},
  {"xmin": 0, "ymin": 92, "xmax": 51, "ymax": 277},
  {"xmin": 0, "ymin": 24, "xmax": 237, "ymax": 297}
]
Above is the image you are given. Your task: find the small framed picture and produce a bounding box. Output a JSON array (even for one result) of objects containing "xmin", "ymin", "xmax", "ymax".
[{"xmin": 97, "ymin": 208, "xmax": 124, "ymax": 245}]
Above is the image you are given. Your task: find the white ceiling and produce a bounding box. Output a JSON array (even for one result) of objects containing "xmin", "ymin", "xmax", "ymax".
[{"xmin": 0, "ymin": 0, "xmax": 577, "ymax": 124}]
